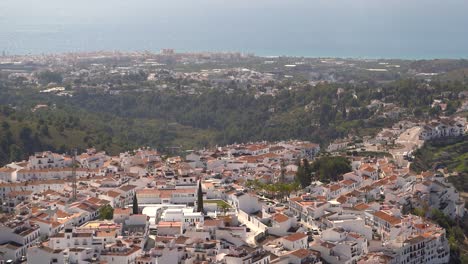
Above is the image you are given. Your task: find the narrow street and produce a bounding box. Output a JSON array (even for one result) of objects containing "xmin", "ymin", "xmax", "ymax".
[{"xmin": 390, "ymin": 126, "xmax": 424, "ymax": 167}]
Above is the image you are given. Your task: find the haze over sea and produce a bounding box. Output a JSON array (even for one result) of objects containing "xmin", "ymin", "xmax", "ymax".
[{"xmin": 1, "ymin": 0, "xmax": 468, "ymax": 59}]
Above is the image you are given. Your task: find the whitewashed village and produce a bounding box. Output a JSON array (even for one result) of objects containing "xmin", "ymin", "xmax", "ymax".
[{"xmin": 0, "ymin": 117, "xmax": 466, "ymax": 264}]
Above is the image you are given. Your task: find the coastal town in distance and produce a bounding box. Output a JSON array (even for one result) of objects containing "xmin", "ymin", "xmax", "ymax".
[{"xmin": 0, "ymin": 50, "xmax": 467, "ymax": 264}]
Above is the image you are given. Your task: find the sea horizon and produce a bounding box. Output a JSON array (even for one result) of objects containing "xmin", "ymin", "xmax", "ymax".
[
  {"xmin": 2, "ymin": 44, "xmax": 467, "ymax": 61},
  {"xmin": 2, "ymin": 0, "xmax": 468, "ymax": 60}
]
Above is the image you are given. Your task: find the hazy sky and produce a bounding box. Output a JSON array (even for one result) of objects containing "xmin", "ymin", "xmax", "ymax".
[
  {"xmin": 2, "ymin": 0, "xmax": 467, "ymax": 24},
  {"xmin": 1, "ymin": 0, "xmax": 467, "ymax": 57}
]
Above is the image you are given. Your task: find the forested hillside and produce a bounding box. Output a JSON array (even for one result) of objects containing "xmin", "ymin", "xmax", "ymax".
[{"xmin": 0, "ymin": 70, "xmax": 466, "ymax": 165}]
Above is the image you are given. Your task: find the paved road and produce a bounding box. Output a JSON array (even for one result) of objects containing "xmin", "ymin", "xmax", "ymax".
[{"xmin": 390, "ymin": 126, "xmax": 424, "ymax": 167}]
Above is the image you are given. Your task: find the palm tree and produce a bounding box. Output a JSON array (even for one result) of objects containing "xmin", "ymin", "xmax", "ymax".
[{"xmin": 218, "ymin": 203, "xmax": 230, "ymax": 215}]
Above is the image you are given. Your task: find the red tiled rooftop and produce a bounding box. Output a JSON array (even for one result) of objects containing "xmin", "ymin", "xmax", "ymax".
[
  {"xmin": 272, "ymin": 213, "xmax": 289, "ymax": 223},
  {"xmin": 373, "ymin": 211, "xmax": 401, "ymax": 226},
  {"xmin": 283, "ymin": 233, "xmax": 307, "ymax": 242}
]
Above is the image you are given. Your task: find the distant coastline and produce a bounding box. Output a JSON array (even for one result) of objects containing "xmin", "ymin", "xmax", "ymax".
[
  {"xmin": 1, "ymin": 47, "xmax": 467, "ymax": 61},
  {"xmin": 1, "ymin": 27, "xmax": 467, "ymax": 60}
]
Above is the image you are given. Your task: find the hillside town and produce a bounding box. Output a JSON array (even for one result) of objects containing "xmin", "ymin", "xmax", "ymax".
[
  {"xmin": 0, "ymin": 117, "xmax": 465, "ymax": 264},
  {"xmin": 2, "ymin": 1, "xmax": 468, "ymax": 263}
]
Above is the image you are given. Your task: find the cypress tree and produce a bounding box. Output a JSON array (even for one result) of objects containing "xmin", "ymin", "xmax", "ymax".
[
  {"xmin": 132, "ymin": 193, "xmax": 138, "ymax": 214},
  {"xmin": 197, "ymin": 180, "xmax": 204, "ymax": 213}
]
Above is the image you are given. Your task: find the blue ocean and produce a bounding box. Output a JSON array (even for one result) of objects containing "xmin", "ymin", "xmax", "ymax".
[{"xmin": 1, "ymin": 0, "xmax": 467, "ymax": 59}]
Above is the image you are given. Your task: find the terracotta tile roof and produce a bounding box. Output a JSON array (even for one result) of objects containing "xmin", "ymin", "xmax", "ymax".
[
  {"xmin": 137, "ymin": 188, "xmax": 196, "ymax": 198},
  {"xmin": 363, "ymin": 166, "xmax": 376, "ymax": 173},
  {"xmin": 246, "ymin": 144, "xmax": 268, "ymax": 151},
  {"xmin": 158, "ymin": 221, "xmax": 182, "ymax": 228},
  {"xmin": 56, "ymin": 210, "xmax": 71, "ymax": 218},
  {"xmin": 329, "ymin": 185, "xmax": 341, "ymax": 192},
  {"xmin": 272, "ymin": 213, "xmax": 289, "ymax": 223},
  {"xmin": 114, "ymin": 208, "xmax": 131, "ymax": 215},
  {"xmin": 354, "ymin": 203, "xmax": 370, "ymax": 211},
  {"xmin": 175, "ymin": 236, "xmax": 190, "ymax": 244},
  {"xmin": 238, "ymin": 156, "xmax": 261, "ymax": 163},
  {"xmin": 106, "ymin": 190, "xmax": 121, "ymax": 198},
  {"xmin": 373, "ymin": 211, "xmax": 401, "ymax": 226},
  {"xmin": 7, "ymin": 190, "xmax": 33, "ymax": 197},
  {"xmin": 204, "ymin": 219, "xmax": 224, "ymax": 227},
  {"xmin": 96, "ymin": 230, "xmax": 117, "ymax": 237},
  {"xmin": 119, "ymin": 185, "xmax": 137, "ymax": 192},
  {"xmin": 0, "ymin": 167, "xmax": 15, "ymax": 173},
  {"xmin": 346, "ymin": 190, "xmax": 362, "ymax": 197},
  {"xmin": 155, "ymin": 236, "xmax": 175, "ymax": 243},
  {"xmin": 283, "ymin": 233, "xmax": 307, "ymax": 242},
  {"xmin": 348, "ymin": 232, "xmax": 362, "ymax": 239},
  {"xmin": 87, "ymin": 197, "xmax": 101, "ymax": 204},
  {"xmin": 341, "ymin": 179, "xmax": 355, "ymax": 186},
  {"xmin": 389, "ymin": 175, "xmax": 398, "ymax": 181},
  {"xmin": 336, "ymin": 196, "xmax": 347, "ymax": 204},
  {"xmin": 320, "ymin": 241, "xmax": 336, "ymax": 248},
  {"xmin": 290, "ymin": 248, "xmax": 316, "ymax": 259}
]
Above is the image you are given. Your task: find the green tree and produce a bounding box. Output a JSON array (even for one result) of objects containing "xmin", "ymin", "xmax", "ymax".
[
  {"xmin": 219, "ymin": 203, "xmax": 230, "ymax": 215},
  {"xmin": 445, "ymin": 101, "xmax": 458, "ymax": 115},
  {"xmin": 311, "ymin": 156, "xmax": 351, "ymax": 182},
  {"xmin": 296, "ymin": 159, "xmax": 312, "ymax": 188},
  {"xmin": 40, "ymin": 125, "xmax": 50, "ymax": 137},
  {"xmin": 9, "ymin": 145, "xmax": 23, "ymax": 162},
  {"xmin": 197, "ymin": 180, "xmax": 204, "ymax": 213},
  {"xmin": 412, "ymin": 207, "xmax": 425, "ymax": 217},
  {"xmin": 99, "ymin": 205, "xmax": 114, "ymax": 220},
  {"xmin": 1, "ymin": 121, "xmax": 10, "ymax": 130},
  {"xmin": 429, "ymin": 106, "xmax": 441, "ymax": 117},
  {"xmin": 132, "ymin": 193, "xmax": 138, "ymax": 214},
  {"xmin": 37, "ymin": 70, "xmax": 63, "ymax": 85}
]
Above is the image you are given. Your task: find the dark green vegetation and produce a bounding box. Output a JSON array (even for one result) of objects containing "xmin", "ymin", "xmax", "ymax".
[
  {"xmin": 98, "ymin": 204, "xmax": 114, "ymax": 220},
  {"xmin": 0, "ymin": 59, "xmax": 467, "ymax": 166},
  {"xmin": 310, "ymin": 156, "xmax": 352, "ymax": 183},
  {"xmin": 296, "ymin": 158, "xmax": 313, "ymax": 188},
  {"xmin": 245, "ymin": 180, "xmax": 300, "ymax": 201},
  {"xmin": 0, "ymin": 55, "xmax": 468, "ymax": 167},
  {"xmin": 296, "ymin": 156, "xmax": 352, "ymax": 187},
  {"xmin": 411, "ymin": 136, "xmax": 467, "ymax": 173},
  {"xmin": 411, "ymin": 136, "xmax": 468, "ymax": 192},
  {"xmin": 197, "ymin": 180, "xmax": 204, "ymax": 213},
  {"xmin": 133, "ymin": 193, "xmax": 139, "ymax": 215}
]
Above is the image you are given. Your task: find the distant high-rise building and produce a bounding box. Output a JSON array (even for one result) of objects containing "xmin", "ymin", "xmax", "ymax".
[{"xmin": 161, "ymin": 49, "xmax": 175, "ymax": 55}]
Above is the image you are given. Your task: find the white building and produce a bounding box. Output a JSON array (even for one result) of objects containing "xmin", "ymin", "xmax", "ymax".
[
  {"xmin": 419, "ymin": 119, "xmax": 465, "ymax": 141},
  {"xmin": 0, "ymin": 220, "xmax": 40, "ymax": 262},
  {"xmin": 27, "ymin": 246, "xmax": 65, "ymax": 264},
  {"xmin": 281, "ymin": 233, "xmax": 308, "ymax": 251},
  {"xmin": 136, "ymin": 188, "xmax": 197, "ymax": 204},
  {"xmin": 161, "ymin": 208, "xmax": 203, "ymax": 230},
  {"xmin": 228, "ymin": 191, "xmax": 261, "ymax": 214},
  {"xmin": 28, "ymin": 151, "xmax": 70, "ymax": 170}
]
